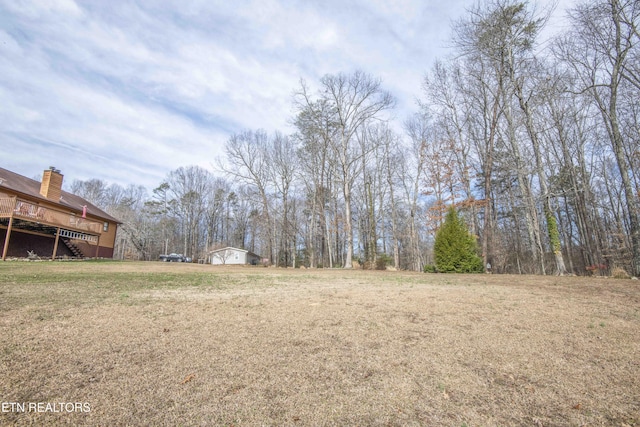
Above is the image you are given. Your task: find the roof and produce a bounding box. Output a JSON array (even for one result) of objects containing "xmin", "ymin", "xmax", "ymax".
[
  {"xmin": 209, "ymin": 246, "xmax": 260, "ymax": 257},
  {"xmin": 0, "ymin": 167, "xmax": 120, "ymax": 223}
]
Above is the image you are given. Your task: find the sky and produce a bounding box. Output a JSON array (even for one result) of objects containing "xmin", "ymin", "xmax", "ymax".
[{"xmin": 0, "ymin": 0, "xmax": 576, "ymax": 191}]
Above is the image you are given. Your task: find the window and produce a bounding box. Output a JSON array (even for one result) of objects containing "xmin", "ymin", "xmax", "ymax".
[
  {"xmin": 234, "ymin": 252, "xmax": 239, "ymax": 260},
  {"xmin": 103, "ymin": 222, "xmax": 109, "ymax": 232}
]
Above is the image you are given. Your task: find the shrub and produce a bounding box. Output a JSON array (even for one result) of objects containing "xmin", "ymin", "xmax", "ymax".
[
  {"xmin": 423, "ymin": 264, "xmax": 437, "ymax": 273},
  {"xmin": 434, "ymin": 206, "xmax": 483, "ymax": 273},
  {"xmin": 611, "ymin": 267, "xmax": 631, "ymax": 279},
  {"xmin": 376, "ymin": 253, "xmax": 393, "ymax": 270}
]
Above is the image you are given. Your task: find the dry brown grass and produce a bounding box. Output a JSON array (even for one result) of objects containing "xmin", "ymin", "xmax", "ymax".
[{"xmin": 1, "ymin": 261, "xmax": 639, "ymax": 426}]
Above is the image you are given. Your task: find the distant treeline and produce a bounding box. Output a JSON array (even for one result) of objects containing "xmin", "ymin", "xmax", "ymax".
[{"xmin": 70, "ymin": 0, "xmax": 640, "ymax": 276}]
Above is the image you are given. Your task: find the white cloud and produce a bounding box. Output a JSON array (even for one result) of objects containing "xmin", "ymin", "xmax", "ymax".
[{"xmin": 0, "ymin": 0, "xmax": 578, "ymax": 190}]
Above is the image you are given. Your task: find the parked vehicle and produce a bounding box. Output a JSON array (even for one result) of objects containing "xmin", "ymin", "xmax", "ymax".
[{"xmin": 159, "ymin": 253, "xmax": 192, "ymax": 263}]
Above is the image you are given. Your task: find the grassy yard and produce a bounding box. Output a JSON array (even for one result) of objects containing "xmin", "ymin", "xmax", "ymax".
[{"xmin": 1, "ymin": 261, "xmax": 639, "ymax": 426}]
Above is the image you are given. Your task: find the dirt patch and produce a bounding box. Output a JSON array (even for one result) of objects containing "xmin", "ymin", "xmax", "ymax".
[{"xmin": 1, "ymin": 262, "xmax": 639, "ymax": 426}]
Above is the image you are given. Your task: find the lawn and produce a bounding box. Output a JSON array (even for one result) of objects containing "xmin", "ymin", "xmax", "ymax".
[{"xmin": 1, "ymin": 261, "xmax": 639, "ymax": 426}]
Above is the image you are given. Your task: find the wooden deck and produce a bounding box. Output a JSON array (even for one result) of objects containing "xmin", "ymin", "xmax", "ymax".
[{"xmin": 0, "ymin": 197, "xmax": 103, "ymax": 236}]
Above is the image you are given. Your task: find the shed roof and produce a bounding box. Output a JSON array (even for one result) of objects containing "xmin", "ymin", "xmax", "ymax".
[{"xmin": 208, "ymin": 246, "xmax": 260, "ymax": 258}]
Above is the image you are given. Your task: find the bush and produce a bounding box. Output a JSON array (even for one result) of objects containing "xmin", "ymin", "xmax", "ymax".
[
  {"xmin": 376, "ymin": 253, "xmax": 393, "ymax": 270},
  {"xmin": 434, "ymin": 207, "xmax": 483, "ymax": 273},
  {"xmin": 611, "ymin": 267, "xmax": 631, "ymax": 279},
  {"xmin": 423, "ymin": 264, "xmax": 437, "ymax": 273}
]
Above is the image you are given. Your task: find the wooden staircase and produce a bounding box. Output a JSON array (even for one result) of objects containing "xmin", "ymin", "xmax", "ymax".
[{"xmin": 62, "ymin": 238, "xmax": 85, "ymax": 258}]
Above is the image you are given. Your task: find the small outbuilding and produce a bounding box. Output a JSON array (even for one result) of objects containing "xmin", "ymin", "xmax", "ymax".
[{"xmin": 209, "ymin": 246, "xmax": 261, "ymax": 265}]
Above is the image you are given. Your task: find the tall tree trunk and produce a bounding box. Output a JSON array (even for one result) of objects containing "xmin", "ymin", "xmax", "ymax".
[
  {"xmin": 387, "ymin": 166, "xmax": 400, "ymax": 269},
  {"xmin": 514, "ymin": 82, "xmax": 568, "ymax": 275},
  {"xmin": 504, "ymin": 100, "xmax": 545, "ymax": 273},
  {"xmin": 481, "ymin": 77, "xmax": 502, "ymax": 273},
  {"xmin": 611, "ymin": 0, "xmax": 640, "ymax": 276},
  {"xmin": 608, "ymin": 3, "xmax": 640, "ymax": 275},
  {"xmin": 343, "ymin": 177, "xmax": 354, "ymax": 269}
]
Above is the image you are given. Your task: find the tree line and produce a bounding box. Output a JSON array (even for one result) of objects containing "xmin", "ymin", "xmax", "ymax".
[{"xmin": 69, "ymin": 0, "xmax": 640, "ymax": 276}]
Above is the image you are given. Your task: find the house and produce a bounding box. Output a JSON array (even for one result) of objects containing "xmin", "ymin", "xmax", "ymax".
[
  {"xmin": 0, "ymin": 167, "xmax": 120, "ymax": 260},
  {"xmin": 209, "ymin": 247, "xmax": 261, "ymax": 265}
]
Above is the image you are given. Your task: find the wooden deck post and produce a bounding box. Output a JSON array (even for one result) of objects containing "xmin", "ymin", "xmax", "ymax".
[
  {"xmin": 52, "ymin": 227, "xmax": 61, "ymax": 260},
  {"xmin": 2, "ymin": 216, "xmax": 14, "ymax": 261},
  {"xmin": 2, "ymin": 197, "xmax": 17, "ymax": 261},
  {"xmin": 95, "ymin": 235, "xmax": 100, "ymax": 258}
]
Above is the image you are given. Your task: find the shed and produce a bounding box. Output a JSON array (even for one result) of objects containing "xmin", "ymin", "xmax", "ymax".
[{"xmin": 209, "ymin": 247, "xmax": 261, "ymax": 265}]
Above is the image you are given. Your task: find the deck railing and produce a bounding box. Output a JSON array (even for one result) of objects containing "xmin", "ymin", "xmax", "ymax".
[
  {"xmin": 0, "ymin": 197, "xmax": 103, "ymax": 234},
  {"xmin": 0, "ymin": 198, "xmax": 14, "ymax": 217}
]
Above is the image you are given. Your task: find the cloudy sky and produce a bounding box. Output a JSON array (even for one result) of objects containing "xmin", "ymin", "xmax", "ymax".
[{"xmin": 1, "ymin": 0, "xmax": 574, "ymax": 191}]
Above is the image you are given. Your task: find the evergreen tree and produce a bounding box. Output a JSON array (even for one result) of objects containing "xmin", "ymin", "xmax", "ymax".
[{"xmin": 434, "ymin": 207, "xmax": 483, "ymax": 273}]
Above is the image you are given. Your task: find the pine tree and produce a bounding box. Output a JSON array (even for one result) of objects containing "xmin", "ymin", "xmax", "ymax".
[{"xmin": 434, "ymin": 206, "xmax": 483, "ymax": 273}]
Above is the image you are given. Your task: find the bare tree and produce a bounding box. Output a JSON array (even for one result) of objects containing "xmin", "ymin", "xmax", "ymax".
[
  {"xmin": 379, "ymin": 126, "xmax": 403, "ymax": 269},
  {"xmin": 165, "ymin": 166, "xmax": 212, "ymax": 260},
  {"xmin": 296, "ymin": 71, "xmax": 395, "ymax": 268},
  {"xmin": 294, "ymin": 94, "xmax": 335, "ymax": 268},
  {"xmin": 453, "ymin": 7, "xmax": 507, "ymax": 272},
  {"xmin": 555, "ymin": 0, "xmax": 640, "ymax": 275},
  {"xmin": 403, "ymin": 113, "xmax": 430, "ymax": 271},
  {"xmin": 269, "ymin": 132, "xmax": 298, "ymax": 266},
  {"xmin": 220, "ymin": 130, "xmax": 276, "ymax": 264},
  {"xmin": 423, "ymin": 60, "xmax": 480, "ymax": 236}
]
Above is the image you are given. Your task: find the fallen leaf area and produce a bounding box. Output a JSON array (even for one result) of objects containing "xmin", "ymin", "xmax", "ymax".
[{"xmin": 1, "ymin": 262, "xmax": 639, "ymax": 426}]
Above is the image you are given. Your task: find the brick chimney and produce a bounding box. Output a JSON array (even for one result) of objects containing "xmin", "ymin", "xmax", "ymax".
[{"xmin": 40, "ymin": 167, "xmax": 63, "ymax": 201}]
